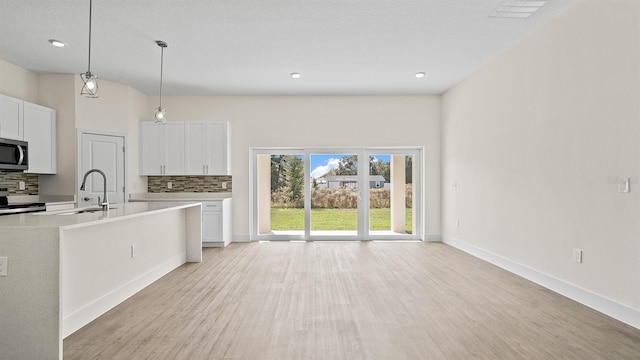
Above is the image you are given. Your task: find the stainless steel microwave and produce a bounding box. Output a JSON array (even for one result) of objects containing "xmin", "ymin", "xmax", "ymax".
[{"xmin": 0, "ymin": 138, "xmax": 28, "ymax": 171}]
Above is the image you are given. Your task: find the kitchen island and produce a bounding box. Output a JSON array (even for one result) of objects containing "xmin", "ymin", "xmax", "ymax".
[
  {"xmin": 130, "ymin": 192, "xmax": 232, "ymax": 247},
  {"xmin": 0, "ymin": 202, "xmax": 202, "ymax": 360}
]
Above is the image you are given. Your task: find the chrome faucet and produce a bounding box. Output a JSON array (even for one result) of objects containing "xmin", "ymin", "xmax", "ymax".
[{"xmin": 80, "ymin": 169, "xmax": 109, "ymax": 211}]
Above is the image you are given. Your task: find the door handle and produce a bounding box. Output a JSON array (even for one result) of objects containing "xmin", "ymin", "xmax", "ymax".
[
  {"xmin": 16, "ymin": 145, "xmax": 25, "ymax": 165},
  {"xmin": 83, "ymin": 197, "xmax": 92, "ymax": 201}
]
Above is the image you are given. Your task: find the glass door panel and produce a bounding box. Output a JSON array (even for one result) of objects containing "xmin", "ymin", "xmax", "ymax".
[
  {"xmin": 309, "ymin": 153, "xmax": 360, "ymax": 238},
  {"xmin": 256, "ymin": 153, "xmax": 305, "ymax": 237},
  {"xmin": 366, "ymin": 151, "xmax": 420, "ymax": 240}
]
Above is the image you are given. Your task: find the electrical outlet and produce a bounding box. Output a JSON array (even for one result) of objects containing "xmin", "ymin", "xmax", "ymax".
[
  {"xmin": 167, "ymin": 182, "xmax": 172, "ymax": 189},
  {"xmin": 19, "ymin": 181, "xmax": 25, "ymax": 190},
  {"xmin": 0, "ymin": 256, "xmax": 8, "ymax": 276},
  {"xmin": 131, "ymin": 245, "xmax": 137, "ymax": 258},
  {"xmin": 221, "ymin": 182, "xmax": 227, "ymax": 189},
  {"xmin": 619, "ymin": 178, "xmax": 630, "ymax": 193},
  {"xmin": 573, "ymin": 249, "xmax": 583, "ymax": 263}
]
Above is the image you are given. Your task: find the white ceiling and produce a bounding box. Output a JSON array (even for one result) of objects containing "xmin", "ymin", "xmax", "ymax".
[{"xmin": 0, "ymin": 0, "xmax": 576, "ymax": 96}]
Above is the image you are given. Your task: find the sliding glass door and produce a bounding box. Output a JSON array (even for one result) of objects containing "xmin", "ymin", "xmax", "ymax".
[
  {"xmin": 251, "ymin": 147, "xmax": 423, "ymax": 241},
  {"xmin": 308, "ymin": 151, "xmax": 362, "ymax": 240}
]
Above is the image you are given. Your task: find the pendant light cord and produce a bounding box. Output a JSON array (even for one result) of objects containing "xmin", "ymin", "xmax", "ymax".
[
  {"xmin": 87, "ymin": 0, "xmax": 93, "ymax": 73},
  {"xmin": 159, "ymin": 46, "xmax": 164, "ymax": 108}
]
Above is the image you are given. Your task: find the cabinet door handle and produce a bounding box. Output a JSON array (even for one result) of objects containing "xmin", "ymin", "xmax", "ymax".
[{"xmin": 203, "ymin": 165, "xmax": 206, "ymax": 174}]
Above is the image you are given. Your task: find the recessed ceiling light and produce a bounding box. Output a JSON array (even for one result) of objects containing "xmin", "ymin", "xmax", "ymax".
[
  {"xmin": 48, "ymin": 39, "xmax": 65, "ymax": 48},
  {"xmin": 290, "ymin": 72, "xmax": 301, "ymax": 79},
  {"xmin": 415, "ymin": 72, "xmax": 425, "ymax": 78}
]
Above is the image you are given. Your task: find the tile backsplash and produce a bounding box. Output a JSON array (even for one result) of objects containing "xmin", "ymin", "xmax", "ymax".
[
  {"xmin": 0, "ymin": 172, "xmax": 39, "ymax": 195},
  {"xmin": 148, "ymin": 175, "xmax": 232, "ymax": 193}
]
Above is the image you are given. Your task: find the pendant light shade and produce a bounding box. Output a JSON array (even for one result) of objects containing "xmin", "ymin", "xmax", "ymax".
[
  {"xmin": 154, "ymin": 40, "xmax": 168, "ymax": 124},
  {"xmin": 80, "ymin": 0, "xmax": 98, "ymax": 98}
]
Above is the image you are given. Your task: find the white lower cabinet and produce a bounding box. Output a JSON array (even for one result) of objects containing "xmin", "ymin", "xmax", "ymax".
[{"xmin": 202, "ymin": 199, "xmax": 232, "ymax": 247}]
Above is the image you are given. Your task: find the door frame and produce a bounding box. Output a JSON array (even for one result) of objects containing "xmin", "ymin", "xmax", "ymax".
[
  {"xmin": 76, "ymin": 129, "xmax": 128, "ymax": 206},
  {"xmin": 250, "ymin": 146, "xmax": 424, "ymax": 241},
  {"xmin": 363, "ymin": 148, "xmax": 423, "ymax": 240},
  {"xmin": 250, "ymin": 148, "xmax": 306, "ymax": 241}
]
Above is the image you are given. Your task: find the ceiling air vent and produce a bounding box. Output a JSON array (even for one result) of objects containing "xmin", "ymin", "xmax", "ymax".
[{"xmin": 490, "ymin": 0, "xmax": 547, "ymax": 19}]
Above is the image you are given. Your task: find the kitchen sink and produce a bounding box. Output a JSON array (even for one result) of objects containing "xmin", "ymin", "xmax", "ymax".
[
  {"xmin": 34, "ymin": 206, "xmax": 118, "ymax": 216},
  {"xmin": 56, "ymin": 209, "xmax": 101, "ymax": 215},
  {"xmin": 56, "ymin": 207, "xmax": 118, "ymax": 215}
]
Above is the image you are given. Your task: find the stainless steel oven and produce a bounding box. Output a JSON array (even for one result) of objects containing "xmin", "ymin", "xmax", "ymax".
[{"xmin": 0, "ymin": 137, "xmax": 28, "ymax": 171}]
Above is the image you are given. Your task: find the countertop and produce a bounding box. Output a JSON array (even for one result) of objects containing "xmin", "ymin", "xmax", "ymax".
[
  {"xmin": 0, "ymin": 201, "xmax": 201, "ymax": 229},
  {"xmin": 129, "ymin": 192, "xmax": 232, "ymax": 201}
]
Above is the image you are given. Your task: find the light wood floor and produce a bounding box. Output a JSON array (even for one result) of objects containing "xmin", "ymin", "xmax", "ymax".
[{"xmin": 64, "ymin": 241, "xmax": 640, "ymax": 359}]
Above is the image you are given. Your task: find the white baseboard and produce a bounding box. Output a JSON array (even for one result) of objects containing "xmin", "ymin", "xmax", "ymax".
[
  {"xmin": 425, "ymin": 233, "xmax": 442, "ymax": 242},
  {"xmin": 442, "ymin": 235, "xmax": 640, "ymax": 330},
  {"xmin": 203, "ymin": 242, "xmax": 224, "ymax": 248},
  {"xmin": 232, "ymin": 233, "xmax": 251, "ymax": 242},
  {"xmin": 62, "ymin": 253, "xmax": 186, "ymax": 338}
]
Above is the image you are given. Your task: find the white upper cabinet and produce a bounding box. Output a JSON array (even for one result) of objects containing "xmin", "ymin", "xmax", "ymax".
[
  {"xmin": 184, "ymin": 122, "xmax": 206, "ymax": 174},
  {"xmin": 140, "ymin": 121, "xmax": 185, "ymax": 175},
  {"xmin": 163, "ymin": 122, "xmax": 185, "ymax": 175},
  {"xmin": 0, "ymin": 93, "xmax": 56, "ymax": 174},
  {"xmin": 142, "ymin": 121, "xmax": 230, "ymax": 176},
  {"xmin": 24, "ymin": 102, "xmax": 56, "ymax": 174},
  {"xmin": 0, "ymin": 94, "xmax": 24, "ymax": 140},
  {"xmin": 140, "ymin": 122, "xmax": 163, "ymax": 175},
  {"xmin": 205, "ymin": 122, "xmax": 230, "ymax": 175}
]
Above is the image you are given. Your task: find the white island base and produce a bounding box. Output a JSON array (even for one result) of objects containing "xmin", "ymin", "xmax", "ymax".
[{"xmin": 0, "ymin": 202, "xmax": 202, "ymax": 360}]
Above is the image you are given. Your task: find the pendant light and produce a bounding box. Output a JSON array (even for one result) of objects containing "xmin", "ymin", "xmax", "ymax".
[
  {"xmin": 80, "ymin": 0, "xmax": 98, "ymax": 98},
  {"xmin": 154, "ymin": 40, "xmax": 168, "ymax": 124}
]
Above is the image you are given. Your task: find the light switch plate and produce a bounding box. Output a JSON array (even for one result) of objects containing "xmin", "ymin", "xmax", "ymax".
[
  {"xmin": 573, "ymin": 249, "xmax": 583, "ymax": 263},
  {"xmin": 0, "ymin": 256, "xmax": 8, "ymax": 276}
]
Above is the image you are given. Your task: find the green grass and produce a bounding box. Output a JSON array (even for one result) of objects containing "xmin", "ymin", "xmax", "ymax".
[{"xmin": 270, "ymin": 208, "xmax": 413, "ymax": 233}]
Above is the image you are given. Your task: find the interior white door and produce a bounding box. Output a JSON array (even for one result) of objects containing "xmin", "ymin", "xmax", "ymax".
[{"xmin": 78, "ymin": 132, "xmax": 125, "ymax": 208}]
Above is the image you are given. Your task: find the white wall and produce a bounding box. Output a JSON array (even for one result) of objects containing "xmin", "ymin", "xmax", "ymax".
[
  {"xmin": 37, "ymin": 76, "xmax": 148, "ymax": 195},
  {"xmin": 152, "ymin": 95, "xmax": 441, "ymax": 239},
  {"xmin": 38, "ymin": 75, "xmax": 76, "ymax": 195},
  {"xmin": 0, "ymin": 58, "xmax": 38, "ymax": 102},
  {"xmin": 442, "ymin": 0, "xmax": 640, "ymax": 317},
  {"xmin": 127, "ymin": 87, "xmax": 149, "ymax": 194}
]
